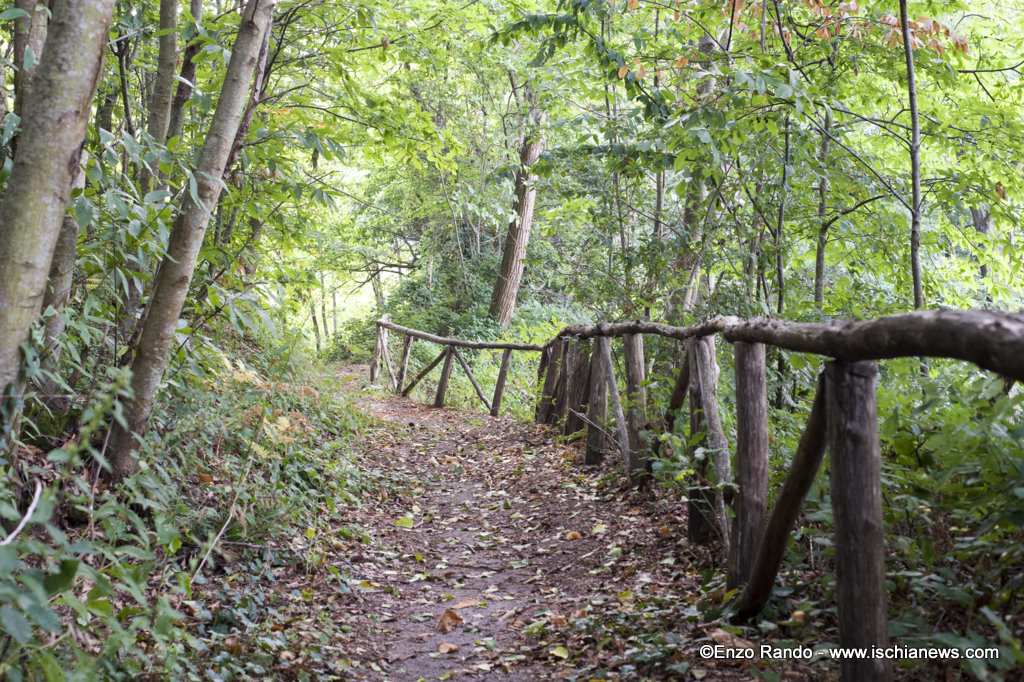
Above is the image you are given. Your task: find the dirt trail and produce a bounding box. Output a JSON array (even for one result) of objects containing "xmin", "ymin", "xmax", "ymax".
[{"xmin": 319, "ymin": 374, "xmax": 745, "ymax": 681}]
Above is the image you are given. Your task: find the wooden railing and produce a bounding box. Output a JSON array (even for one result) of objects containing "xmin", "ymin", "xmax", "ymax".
[{"xmin": 373, "ymin": 309, "xmax": 1024, "ymax": 681}]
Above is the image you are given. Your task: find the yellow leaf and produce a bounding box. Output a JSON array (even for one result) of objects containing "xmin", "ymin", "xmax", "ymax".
[
  {"xmin": 565, "ymin": 530, "xmax": 582, "ymax": 541},
  {"xmin": 551, "ymin": 645, "xmax": 570, "ymax": 659},
  {"xmin": 395, "ymin": 516, "xmax": 415, "ymax": 528}
]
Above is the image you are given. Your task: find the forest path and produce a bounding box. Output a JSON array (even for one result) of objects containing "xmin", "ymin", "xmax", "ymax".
[{"xmin": 318, "ymin": 367, "xmax": 758, "ymax": 681}]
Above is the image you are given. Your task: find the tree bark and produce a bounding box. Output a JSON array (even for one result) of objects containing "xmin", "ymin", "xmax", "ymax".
[
  {"xmin": 107, "ymin": 0, "xmax": 278, "ymax": 480},
  {"xmin": 377, "ymin": 320, "xmax": 543, "ymax": 351},
  {"xmin": 0, "ymin": 0, "xmax": 115, "ymax": 438},
  {"xmin": 310, "ymin": 300, "xmax": 321, "ymax": 352},
  {"xmin": 489, "ymin": 84, "xmax": 546, "ymax": 325},
  {"xmin": 688, "ymin": 335, "xmax": 731, "ymax": 549},
  {"xmin": 585, "ymin": 339, "xmax": 608, "ymax": 465}
]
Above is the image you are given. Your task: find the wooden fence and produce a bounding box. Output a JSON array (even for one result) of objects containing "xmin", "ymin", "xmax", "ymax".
[{"xmin": 373, "ymin": 309, "xmax": 1024, "ymax": 681}]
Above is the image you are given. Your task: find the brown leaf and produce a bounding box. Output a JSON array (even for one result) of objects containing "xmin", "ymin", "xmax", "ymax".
[
  {"xmin": 709, "ymin": 628, "xmax": 755, "ymax": 650},
  {"xmin": 438, "ymin": 641, "xmax": 459, "ymax": 654},
  {"xmin": 451, "ymin": 597, "xmax": 480, "ymax": 610},
  {"xmin": 617, "ymin": 65, "xmax": 629, "ymax": 79},
  {"xmin": 565, "ymin": 530, "xmax": 582, "ymax": 541},
  {"xmin": 437, "ymin": 608, "xmax": 464, "ymax": 633}
]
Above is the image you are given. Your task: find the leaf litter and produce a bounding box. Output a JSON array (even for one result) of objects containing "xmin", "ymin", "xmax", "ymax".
[{"xmin": 179, "ymin": 366, "xmax": 819, "ymax": 680}]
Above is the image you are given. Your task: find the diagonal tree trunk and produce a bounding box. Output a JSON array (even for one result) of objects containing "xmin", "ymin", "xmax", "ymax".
[
  {"xmin": 0, "ymin": 0, "xmax": 116, "ymax": 447},
  {"xmin": 138, "ymin": 0, "xmax": 178, "ymax": 195},
  {"xmin": 489, "ymin": 82, "xmax": 546, "ymax": 326},
  {"xmin": 108, "ymin": 0, "xmax": 278, "ymax": 480}
]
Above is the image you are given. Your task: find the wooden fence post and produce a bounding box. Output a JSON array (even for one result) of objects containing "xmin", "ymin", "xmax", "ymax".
[
  {"xmin": 536, "ymin": 339, "xmax": 564, "ymax": 424},
  {"xmin": 622, "ymin": 333, "xmax": 648, "ymax": 486},
  {"xmin": 553, "ymin": 338, "xmax": 576, "ymax": 424},
  {"xmin": 687, "ymin": 336, "xmax": 731, "ymax": 548},
  {"xmin": 370, "ymin": 321, "xmax": 383, "ymax": 384},
  {"xmin": 395, "ymin": 335, "xmax": 413, "ymax": 395},
  {"xmin": 826, "ymin": 360, "xmax": 891, "ymax": 682},
  {"xmin": 490, "ymin": 349, "xmax": 513, "ymax": 417},
  {"xmin": 585, "ymin": 337, "xmax": 608, "ymax": 465},
  {"xmin": 564, "ymin": 339, "xmax": 591, "ymax": 438},
  {"xmin": 433, "ymin": 347, "xmax": 455, "ymax": 408},
  {"xmin": 728, "ymin": 342, "xmax": 769, "ymax": 590},
  {"xmin": 733, "ymin": 372, "xmax": 827, "ymax": 622}
]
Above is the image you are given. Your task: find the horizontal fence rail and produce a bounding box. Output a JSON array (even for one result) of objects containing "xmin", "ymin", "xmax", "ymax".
[{"xmin": 371, "ymin": 308, "xmax": 1024, "ymax": 682}]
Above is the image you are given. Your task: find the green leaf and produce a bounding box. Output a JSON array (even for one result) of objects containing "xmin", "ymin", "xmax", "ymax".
[
  {"xmin": 43, "ymin": 559, "xmax": 79, "ymax": 597},
  {"xmin": 550, "ymin": 645, "xmax": 569, "ymax": 659},
  {"xmin": 394, "ymin": 516, "xmax": 414, "ymax": 528},
  {"xmin": 0, "ymin": 7, "xmax": 29, "ymax": 20},
  {"xmin": 0, "ymin": 606, "xmax": 33, "ymax": 644}
]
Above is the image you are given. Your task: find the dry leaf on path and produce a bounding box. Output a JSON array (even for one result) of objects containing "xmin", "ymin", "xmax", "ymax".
[
  {"xmin": 709, "ymin": 628, "xmax": 755, "ymax": 650},
  {"xmin": 451, "ymin": 597, "xmax": 480, "ymax": 610},
  {"xmin": 437, "ymin": 608, "xmax": 464, "ymax": 632},
  {"xmin": 438, "ymin": 641, "xmax": 459, "ymax": 654}
]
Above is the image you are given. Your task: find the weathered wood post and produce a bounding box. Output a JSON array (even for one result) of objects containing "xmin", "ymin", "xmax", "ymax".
[
  {"xmin": 826, "ymin": 360, "xmax": 891, "ymax": 682},
  {"xmin": 536, "ymin": 339, "xmax": 564, "ymax": 424},
  {"xmin": 370, "ymin": 319, "xmax": 383, "ymax": 384},
  {"xmin": 491, "ymin": 349, "xmax": 513, "ymax": 416},
  {"xmin": 395, "ymin": 335, "xmax": 413, "ymax": 395},
  {"xmin": 598, "ymin": 336, "xmax": 631, "ymax": 469},
  {"xmin": 728, "ymin": 342, "xmax": 769, "ymax": 590},
  {"xmin": 733, "ymin": 372, "xmax": 827, "ymax": 621},
  {"xmin": 553, "ymin": 338, "xmax": 576, "ymax": 424},
  {"xmin": 585, "ymin": 336, "xmax": 609, "ymax": 465},
  {"xmin": 688, "ymin": 336, "xmax": 731, "ymax": 548},
  {"xmin": 433, "ymin": 346, "xmax": 455, "ymax": 408},
  {"xmin": 622, "ymin": 333, "xmax": 648, "ymax": 485},
  {"xmin": 564, "ymin": 339, "xmax": 591, "ymax": 437}
]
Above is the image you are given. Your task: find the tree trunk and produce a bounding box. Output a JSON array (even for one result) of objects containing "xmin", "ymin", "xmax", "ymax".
[
  {"xmin": 813, "ymin": 113, "xmax": 831, "ymax": 308},
  {"xmin": 489, "ymin": 84, "xmax": 546, "ymax": 325},
  {"xmin": 37, "ymin": 154, "xmax": 89, "ymax": 405},
  {"xmin": 139, "ymin": 0, "xmax": 177, "ymax": 194},
  {"xmin": 0, "ymin": 0, "xmax": 115, "ymax": 439},
  {"xmin": 310, "ymin": 300, "xmax": 321, "ymax": 352},
  {"xmin": 167, "ymin": 0, "xmax": 205, "ymax": 143},
  {"xmin": 12, "ymin": 0, "xmax": 49, "ymax": 121},
  {"xmin": 622, "ymin": 333, "xmax": 647, "ymax": 485},
  {"xmin": 107, "ymin": 0, "xmax": 278, "ymax": 480},
  {"xmin": 900, "ymin": 0, "xmax": 923, "ymax": 310}
]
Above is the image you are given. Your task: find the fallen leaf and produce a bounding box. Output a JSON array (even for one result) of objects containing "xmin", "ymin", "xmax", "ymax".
[
  {"xmin": 709, "ymin": 628, "xmax": 755, "ymax": 649},
  {"xmin": 592, "ymin": 523, "xmax": 607, "ymax": 534},
  {"xmin": 451, "ymin": 597, "xmax": 480, "ymax": 610},
  {"xmin": 395, "ymin": 516, "xmax": 415, "ymax": 528},
  {"xmin": 565, "ymin": 530, "xmax": 581, "ymax": 541},
  {"xmin": 550, "ymin": 645, "xmax": 570, "ymax": 659},
  {"xmin": 437, "ymin": 608, "xmax": 464, "ymax": 633},
  {"xmin": 438, "ymin": 641, "xmax": 459, "ymax": 654}
]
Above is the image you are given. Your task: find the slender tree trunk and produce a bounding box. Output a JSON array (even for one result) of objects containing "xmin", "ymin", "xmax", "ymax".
[
  {"xmin": 12, "ymin": 0, "xmax": 49, "ymax": 121},
  {"xmin": 0, "ymin": 0, "xmax": 116, "ymax": 444},
  {"xmin": 138, "ymin": 0, "xmax": 178, "ymax": 194},
  {"xmin": 900, "ymin": 0, "xmax": 923, "ymax": 310},
  {"xmin": 814, "ymin": 113, "xmax": 831, "ymax": 308},
  {"xmin": 489, "ymin": 83, "xmax": 546, "ymax": 325},
  {"xmin": 166, "ymin": 0, "xmax": 205, "ymax": 143},
  {"xmin": 107, "ymin": 0, "xmax": 278, "ymax": 480},
  {"xmin": 37, "ymin": 154, "xmax": 90, "ymax": 406},
  {"xmin": 310, "ymin": 300, "xmax": 321, "ymax": 353}
]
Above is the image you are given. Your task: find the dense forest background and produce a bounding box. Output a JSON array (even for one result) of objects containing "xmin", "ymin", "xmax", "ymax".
[{"xmin": 0, "ymin": 0, "xmax": 1022, "ymax": 678}]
